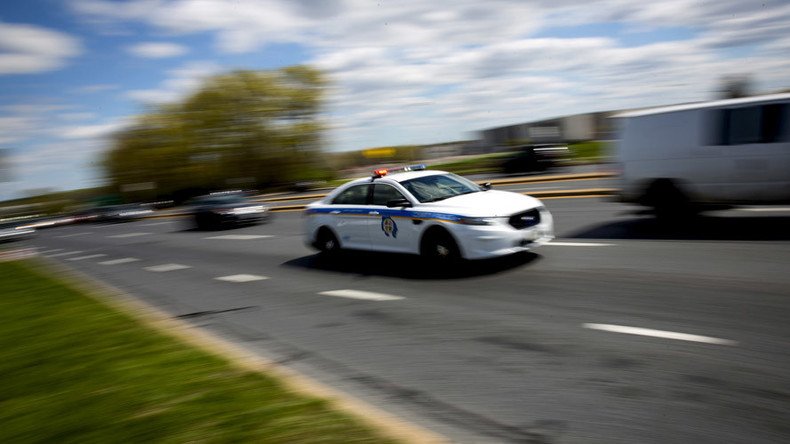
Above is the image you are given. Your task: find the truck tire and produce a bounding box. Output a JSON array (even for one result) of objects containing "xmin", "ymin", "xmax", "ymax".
[{"xmin": 645, "ymin": 180, "xmax": 695, "ymax": 223}]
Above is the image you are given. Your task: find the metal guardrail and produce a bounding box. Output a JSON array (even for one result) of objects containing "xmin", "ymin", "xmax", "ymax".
[{"xmin": 256, "ymin": 172, "xmax": 616, "ymax": 204}]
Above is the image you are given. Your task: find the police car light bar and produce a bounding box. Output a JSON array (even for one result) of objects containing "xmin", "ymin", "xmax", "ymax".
[{"xmin": 371, "ymin": 164, "xmax": 426, "ymax": 178}]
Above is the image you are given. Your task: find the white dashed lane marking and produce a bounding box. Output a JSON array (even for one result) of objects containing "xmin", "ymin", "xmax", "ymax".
[
  {"xmin": 46, "ymin": 251, "xmax": 84, "ymax": 258},
  {"xmin": 215, "ymin": 274, "xmax": 269, "ymax": 283},
  {"xmin": 40, "ymin": 248, "xmax": 64, "ymax": 254},
  {"xmin": 144, "ymin": 263, "xmax": 191, "ymax": 272},
  {"xmin": 547, "ymin": 241, "xmax": 614, "ymax": 247},
  {"xmin": 319, "ymin": 290, "xmax": 404, "ymax": 301},
  {"xmin": 67, "ymin": 254, "xmax": 107, "ymax": 261},
  {"xmin": 204, "ymin": 234, "xmax": 273, "ymax": 240},
  {"xmin": 57, "ymin": 232, "xmax": 92, "ymax": 238},
  {"xmin": 583, "ymin": 323, "xmax": 737, "ymax": 346},
  {"xmin": 99, "ymin": 257, "xmax": 140, "ymax": 265},
  {"xmin": 108, "ymin": 232, "xmax": 151, "ymax": 238}
]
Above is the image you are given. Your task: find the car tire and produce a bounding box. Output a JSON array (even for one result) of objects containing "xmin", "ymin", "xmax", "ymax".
[
  {"xmin": 421, "ymin": 229, "xmax": 461, "ymax": 263},
  {"xmin": 316, "ymin": 228, "xmax": 340, "ymax": 255},
  {"xmin": 194, "ymin": 214, "xmax": 208, "ymax": 230},
  {"xmin": 645, "ymin": 179, "xmax": 696, "ymax": 223}
]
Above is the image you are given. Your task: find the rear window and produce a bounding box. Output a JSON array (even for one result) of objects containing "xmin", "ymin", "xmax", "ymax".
[{"xmin": 331, "ymin": 184, "xmax": 370, "ymax": 205}]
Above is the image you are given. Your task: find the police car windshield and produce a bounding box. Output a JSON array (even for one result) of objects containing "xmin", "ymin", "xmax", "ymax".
[{"xmin": 400, "ymin": 173, "xmax": 481, "ymax": 203}]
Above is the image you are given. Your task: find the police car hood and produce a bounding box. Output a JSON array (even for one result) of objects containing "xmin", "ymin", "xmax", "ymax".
[{"xmin": 420, "ymin": 190, "xmax": 542, "ymax": 217}]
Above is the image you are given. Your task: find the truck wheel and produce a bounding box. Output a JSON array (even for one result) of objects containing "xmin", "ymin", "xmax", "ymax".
[{"xmin": 646, "ymin": 180, "xmax": 695, "ymax": 223}]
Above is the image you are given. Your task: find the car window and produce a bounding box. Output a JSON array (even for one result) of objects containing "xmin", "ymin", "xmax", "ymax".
[
  {"xmin": 331, "ymin": 184, "xmax": 370, "ymax": 205},
  {"xmin": 400, "ymin": 174, "xmax": 480, "ymax": 203},
  {"xmin": 371, "ymin": 184, "xmax": 406, "ymax": 206},
  {"xmin": 709, "ymin": 104, "xmax": 789, "ymax": 145}
]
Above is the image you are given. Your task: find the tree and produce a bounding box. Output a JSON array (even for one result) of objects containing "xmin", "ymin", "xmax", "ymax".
[
  {"xmin": 104, "ymin": 66, "xmax": 330, "ymax": 202},
  {"xmin": 718, "ymin": 74, "xmax": 752, "ymax": 99}
]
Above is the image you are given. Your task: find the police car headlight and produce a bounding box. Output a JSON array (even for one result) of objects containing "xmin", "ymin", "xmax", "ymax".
[{"xmin": 458, "ymin": 217, "xmax": 498, "ymax": 225}]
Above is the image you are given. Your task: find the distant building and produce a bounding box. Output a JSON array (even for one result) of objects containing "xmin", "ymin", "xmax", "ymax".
[
  {"xmin": 479, "ymin": 112, "xmax": 616, "ymax": 148},
  {"xmin": 420, "ymin": 141, "xmax": 474, "ymax": 159}
]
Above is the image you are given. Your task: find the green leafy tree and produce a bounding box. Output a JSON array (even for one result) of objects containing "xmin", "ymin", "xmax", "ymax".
[{"xmin": 104, "ymin": 66, "xmax": 330, "ymax": 202}]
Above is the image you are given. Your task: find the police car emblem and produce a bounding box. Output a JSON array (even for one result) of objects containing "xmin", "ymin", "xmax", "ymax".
[{"xmin": 381, "ymin": 216, "xmax": 398, "ymax": 238}]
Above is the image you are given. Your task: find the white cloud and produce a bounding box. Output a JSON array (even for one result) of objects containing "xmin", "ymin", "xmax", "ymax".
[
  {"xmin": 0, "ymin": 22, "xmax": 82, "ymax": 74},
  {"xmin": 127, "ymin": 42, "xmax": 188, "ymax": 58},
  {"xmin": 0, "ymin": 116, "xmax": 37, "ymax": 144},
  {"xmin": 59, "ymin": 122, "xmax": 127, "ymax": 139},
  {"xmin": 70, "ymin": 0, "xmax": 790, "ymax": 151},
  {"xmin": 74, "ymin": 83, "xmax": 118, "ymax": 94},
  {"xmin": 126, "ymin": 61, "xmax": 222, "ymax": 104}
]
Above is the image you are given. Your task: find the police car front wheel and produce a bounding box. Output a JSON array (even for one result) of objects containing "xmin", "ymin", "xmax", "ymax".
[{"xmin": 421, "ymin": 230, "xmax": 460, "ymax": 262}]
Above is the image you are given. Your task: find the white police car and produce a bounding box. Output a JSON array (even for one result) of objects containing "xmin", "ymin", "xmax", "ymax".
[{"xmin": 304, "ymin": 165, "xmax": 554, "ymax": 260}]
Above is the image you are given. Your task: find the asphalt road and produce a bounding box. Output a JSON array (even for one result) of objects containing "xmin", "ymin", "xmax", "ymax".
[{"xmin": 21, "ymin": 197, "xmax": 790, "ymax": 443}]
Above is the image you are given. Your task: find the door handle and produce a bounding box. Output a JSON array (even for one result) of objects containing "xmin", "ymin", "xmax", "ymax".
[
  {"xmin": 369, "ymin": 211, "xmax": 380, "ymax": 215},
  {"xmin": 330, "ymin": 210, "xmax": 341, "ymax": 214}
]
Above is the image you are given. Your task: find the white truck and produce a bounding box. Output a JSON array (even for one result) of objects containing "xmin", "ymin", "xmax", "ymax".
[{"xmin": 615, "ymin": 93, "xmax": 790, "ymax": 218}]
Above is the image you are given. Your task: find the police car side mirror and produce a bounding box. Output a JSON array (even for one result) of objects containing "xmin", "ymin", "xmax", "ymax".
[
  {"xmin": 386, "ymin": 198, "xmax": 411, "ymax": 208},
  {"xmin": 481, "ymin": 182, "xmax": 492, "ymax": 191}
]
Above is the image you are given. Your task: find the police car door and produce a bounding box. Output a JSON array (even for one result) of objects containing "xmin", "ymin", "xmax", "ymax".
[
  {"xmin": 328, "ymin": 184, "xmax": 372, "ymax": 249},
  {"xmin": 368, "ymin": 184, "xmax": 415, "ymax": 253}
]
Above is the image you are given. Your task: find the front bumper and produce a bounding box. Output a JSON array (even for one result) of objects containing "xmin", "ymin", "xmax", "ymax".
[{"xmin": 453, "ymin": 211, "xmax": 554, "ymax": 260}]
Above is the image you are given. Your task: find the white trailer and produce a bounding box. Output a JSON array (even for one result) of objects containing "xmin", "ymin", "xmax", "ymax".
[{"xmin": 615, "ymin": 93, "xmax": 790, "ymax": 217}]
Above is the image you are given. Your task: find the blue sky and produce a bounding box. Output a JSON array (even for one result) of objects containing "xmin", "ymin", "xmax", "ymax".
[{"xmin": 1, "ymin": 0, "xmax": 789, "ymax": 200}]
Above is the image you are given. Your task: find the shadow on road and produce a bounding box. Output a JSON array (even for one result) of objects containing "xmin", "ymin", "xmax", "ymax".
[
  {"xmin": 282, "ymin": 251, "xmax": 540, "ymax": 280},
  {"xmin": 569, "ymin": 214, "xmax": 790, "ymax": 241}
]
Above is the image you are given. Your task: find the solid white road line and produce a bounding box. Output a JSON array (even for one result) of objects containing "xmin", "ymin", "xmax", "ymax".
[
  {"xmin": 144, "ymin": 263, "xmax": 191, "ymax": 272},
  {"xmin": 99, "ymin": 257, "xmax": 140, "ymax": 265},
  {"xmin": 214, "ymin": 274, "xmax": 269, "ymax": 283},
  {"xmin": 57, "ymin": 232, "xmax": 92, "ymax": 238},
  {"xmin": 40, "ymin": 248, "xmax": 64, "ymax": 254},
  {"xmin": 583, "ymin": 323, "xmax": 737, "ymax": 346},
  {"xmin": 46, "ymin": 250, "xmax": 84, "ymax": 258},
  {"xmin": 547, "ymin": 241, "xmax": 614, "ymax": 247},
  {"xmin": 737, "ymin": 207, "xmax": 790, "ymax": 212},
  {"xmin": 67, "ymin": 254, "xmax": 107, "ymax": 261},
  {"xmin": 108, "ymin": 232, "xmax": 151, "ymax": 238},
  {"xmin": 204, "ymin": 234, "xmax": 273, "ymax": 240},
  {"xmin": 141, "ymin": 221, "xmax": 172, "ymax": 226},
  {"xmin": 319, "ymin": 289, "xmax": 404, "ymax": 301}
]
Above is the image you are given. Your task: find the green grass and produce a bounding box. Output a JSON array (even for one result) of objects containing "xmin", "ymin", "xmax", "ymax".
[
  {"xmin": 0, "ymin": 260, "xmax": 394, "ymax": 443},
  {"xmin": 567, "ymin": 141, "xmax": 610, "ymax": 163}
]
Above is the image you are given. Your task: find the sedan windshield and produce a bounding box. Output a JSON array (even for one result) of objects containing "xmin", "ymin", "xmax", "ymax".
[{"xmin": 400, "ymin": 173, "xmax": 481, "ymax": 203}]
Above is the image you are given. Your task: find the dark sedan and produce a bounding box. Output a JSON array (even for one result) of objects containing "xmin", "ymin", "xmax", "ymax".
[
  {"xmin": 188, "ymin": 194, "xmax": 270, "ymax": 230},
  {"xmin": 501, "ymin": 143, "xmax": 569, "ymax": 174}
]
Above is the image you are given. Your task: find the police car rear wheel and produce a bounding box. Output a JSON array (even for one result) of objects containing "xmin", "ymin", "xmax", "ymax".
[{"xmin": 317, "ymin": 229, "xmax": 340, "ymax": 254}]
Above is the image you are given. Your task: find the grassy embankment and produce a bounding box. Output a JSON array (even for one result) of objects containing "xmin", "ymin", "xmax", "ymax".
[{"xmin": 0, "ymin": 260, "xmax": 394, "ymax": 443}]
